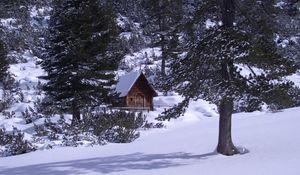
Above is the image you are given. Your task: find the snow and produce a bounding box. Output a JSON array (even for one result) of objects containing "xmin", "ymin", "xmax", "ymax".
[
  {"xmin": 286, "ymin": 72, "xmax": 300, "ymax": 87},
  {"xmin": 122, "ymin": 47, "xmax": 162, "ymax": 70},
  {"xmin": 120, "ymin": 32, "xmax": 133, "ymax": 40},
  {"xmin": 117, "ymin": 15, "xmax": 127, "ymax": 29},
  {"xmin": 151, "ymin": 96, "xmax": 218, "ymax": 123},
  {"xmin": 115, "ymin": 70, "xmax": 141, "ymax": 97},
  {"xmin": 205, "ymin": 19, "xmax": 216, "ymax": 29},
  {"xmin": 117, "ymin": 15, "xmax": 143, "ymax": 41},
  {"xmin": 1, "ymin": 105, "xmax": 300, "ymax": 175},
  {"xmin": 0, "ymin": 18, "xmax": 19, "ymax": 30},
  {"xmin": 30, "ymin": 6, "xmax": 51, "ymax": 27},
  {"xmin": 1, "ymin": 50, "xmax": 46, "ymax": 131},
  {"xmin": 274, "ymin": 1, "xmax": 286, "ymax": 9},
  {"xmin": 235, "ymin": 64, "xmax": 265, "ymax": 78},
  {"xmin": 290, "ymin": 36, "xmax": 299, "ymax": 44},
  {"xmin": 1, "ymin": 6, "xmax": 300, "ymax": 174}
]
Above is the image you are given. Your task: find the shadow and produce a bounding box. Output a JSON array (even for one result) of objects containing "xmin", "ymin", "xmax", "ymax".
[{"xmin": 0, "ymin": 152, "xmax": 218, "ymax": 175}]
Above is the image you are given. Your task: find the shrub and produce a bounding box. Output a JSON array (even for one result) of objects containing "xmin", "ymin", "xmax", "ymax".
[
  {"xmin": 82, "ymin": 110, "xmax": 146, "ymax": 143},
  {"xmin": 0, "ymin": 127, "xmax": 36, "ymax": 157},
  {"xmin": 33, "ymin": 110, "xmax": 150, "ymax": 147}
]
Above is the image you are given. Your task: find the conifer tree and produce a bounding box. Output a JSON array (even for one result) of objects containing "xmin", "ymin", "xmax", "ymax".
[
  {"xmin": 0, "ymin": 40, "xmax": 10, "ymax": 112},
  {"xmin": 0, "ymin": 41, "xmax": 8, "ymax": 81},
  {"xmin": 0, "ymin": 0, "xmax": 30, "ymax": 54},
  {"xmin": 161, "ymin": 0, "xmax": 299, "ymax": 155},
  {"xmin": 42, "ymin": 0, "xmax": 123, "ymax": 121},
  {"xmin": 275, "ymin": 0, "xmax": 300, "ymax": 63},
  {"xmin": 142, "ymin": 0, "xmax": 183, "ymax": 78}
]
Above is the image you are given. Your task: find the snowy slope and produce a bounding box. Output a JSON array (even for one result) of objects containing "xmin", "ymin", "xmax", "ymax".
[
  {"xmin": 0, "ymin": 50, "xmax": 45, "ymax": 131},
  {"xmin": 0, "ymin": 107, "xmax": 300, "ymax": 175},
  {"xmin": 287, "ymin": 73, "xmax": 300, "ymax": 87}
]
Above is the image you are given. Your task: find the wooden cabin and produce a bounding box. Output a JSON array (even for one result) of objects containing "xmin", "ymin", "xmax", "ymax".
[{"xmin": 115, "ymin": 71, "xmax": 157, "ymax": 111}]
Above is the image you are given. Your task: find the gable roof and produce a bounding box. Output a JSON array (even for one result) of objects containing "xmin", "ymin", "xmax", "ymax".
[
  {"xmin": 115, "ymin": 70, "xmax": 142, "ymax": 97},
  {"xmin": 115, "ymin": 70, "xmax": 157, "ymax": 97}
]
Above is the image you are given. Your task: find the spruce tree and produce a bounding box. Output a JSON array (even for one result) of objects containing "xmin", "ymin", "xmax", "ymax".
[
  {"xmin": 275, "ymin": 0, "xmax": 300, "ymax": 63},
  {"xmin": 0, "ymin": 40, "xmax": 9, "ymax": 112},
  {"xmin": 42, "ymin": 0, "xmax": 122, "ymax": 121},
  {"xmin": 141, "ymin": 0, "xmax": 183, "ymax": 78},
  {"xmin": 0, "ymin": 0, "xmax": 30, "ymax": 54},
  {"xmin": 0, "ymin": 41, "xmax": 8, "ymax": 82},
  {"xmin": 161, "ymin": 0, "xmax": 299, "ymax": 155}
]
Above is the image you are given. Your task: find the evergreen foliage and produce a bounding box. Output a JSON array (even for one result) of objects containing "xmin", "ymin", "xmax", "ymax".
[
  {"xmin": 41, "ymin": 0, "xmax": 123, "ymax": 120},
  {"xmin": 0, "ymin": 127, "xmax": 36, "ymax": 157},
  {"xmin": 0, "ymin": 40, "xmax": 14, "ymax": 112},
  {"xmin": 0, "ymin": 41, "xmax": 8, "ymax": 81},
  {"xmin": 275, "ymin": 0, "xmax": 300, "ymax": 63},
  {"xmin": 82, "ymin": 111, "xmax": 146, "ymax": 143},
  {"xmin": 0, "ymin": 0, "xmax": 300, "ymax": 158},
  {"xmin": 113, "ymin": 0, "xmax": 145, "ymax": 22},
  {"xmin": 0, "ymin": 0, "xmax": 31, "ymax": 56},
  {"xmin": 160, "ymin": 0, "xmax": 299, "ymax": 120},
  {"xmin": 34, "ymin": 111, "xmax": 149, "ymax": 146},
  {"xmin": 142, "ymin": 0, "xmax": 184, "ymax": 82}
]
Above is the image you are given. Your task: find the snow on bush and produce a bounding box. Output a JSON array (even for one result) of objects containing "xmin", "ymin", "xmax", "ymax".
[{"xmin": 0, "ymin": 127, "xmax": 36, "ymax": 157}]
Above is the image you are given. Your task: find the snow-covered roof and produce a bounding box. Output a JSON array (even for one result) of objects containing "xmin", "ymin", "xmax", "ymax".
[{"xmin": 115, "ymin": 70, "xmax": 142, "ymax": 97}]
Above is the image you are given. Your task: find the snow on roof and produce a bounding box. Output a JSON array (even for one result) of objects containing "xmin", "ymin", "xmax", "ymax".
[{"xmin": 115, "ymin": 70, "xmax": 142, "ymax": 97}]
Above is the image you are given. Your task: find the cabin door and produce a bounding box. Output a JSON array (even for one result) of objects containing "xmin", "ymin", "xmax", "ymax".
[{"xmin": 135, "ymin": 93, "xmax": 144, "ymax": 108}]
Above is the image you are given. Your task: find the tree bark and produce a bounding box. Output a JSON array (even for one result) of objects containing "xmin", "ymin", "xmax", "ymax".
[
  {"xmin": 217, "ymin": 97, "xmax": 238, "ymax": 155},
  {"xmin": 216, "ymin": 0, "xmax": 239, "ymax": 156},
  {"xmin": 221, "ymin": 0, "xmax": 235, "ymax": 28},
  {"xmin": 161, "ymin": 34, "xmax": 166, "ymax": 78},
  {"xmin": 71, "ymin": 100, "xmax": 81, "ymax": 123}
]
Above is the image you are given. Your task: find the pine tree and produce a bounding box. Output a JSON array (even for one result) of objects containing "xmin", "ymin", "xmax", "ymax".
[
  {"xmin": 142, "ymin": 0, "xmax": 183, "ymax": 78},
  {"xmin": 275, "ymin": 0, "xmax": 300, "ymax": 63},
  {"xmin": 42, "ymin": 0, "xmax": 123, "ymax": 121},
  {"xmin": 0, "ymin": 41, "xmax": 8, "ymax": 82},
  {"xmin": 112, "ymin": 0, "xmax": 145, "ymax": 22},
  {"xmin": 161, "ymin": 0, "xmax": 299, "ymax": 155},
  {"xmin": 0, "ymin": 40, "xmax": 10, "ymax": 112},
  {"xmin": 0, "ymin": 0, "xmax": 30, "ymax": 54}
]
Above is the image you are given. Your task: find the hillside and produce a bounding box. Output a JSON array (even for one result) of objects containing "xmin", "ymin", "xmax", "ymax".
[
  {"xmin": 0, "ymin": 107, "xmax": 299, "ymax": 175},
  {"xmin": 1, "ymin": 0, "xmax": 300, "ymax": 168}
]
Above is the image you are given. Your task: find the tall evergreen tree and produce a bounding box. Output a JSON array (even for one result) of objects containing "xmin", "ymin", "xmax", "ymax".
[
  {"xmin": 42, "ymin": 0, "xmax": 123, "ymax": 121},
  {"xmin": 142, "ymin": 0, "xmax": 183, "ymax": 78},
  {"xmin": 161, "ymin": 0, "xmax": 299, "ymax": 155},
  {"xmin": 0, "ymin": 40, "xmax": 10, "ymax": 112},
  {"xmin": 0, "ymin": 41, "xmax": 8, "ymax": 81}
]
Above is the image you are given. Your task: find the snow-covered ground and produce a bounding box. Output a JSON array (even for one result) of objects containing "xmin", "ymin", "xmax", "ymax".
[
  {"xmin": 1, "ymin": 43, "xmax": 300, "ymax": 174},
  {"xmin": 287, "ymin": 73, "xmax": 300, "ymax": 87},
  {"xmin": 1, "ymin": 48, "xmax": 300, "ymax": 174},
  {"xmin": 0, "ymin": 50, "xmax": 45, "ymax": 132},
  {"xmin": 1, "ymin": 106, "xmax": 300, "ymax": 175}
]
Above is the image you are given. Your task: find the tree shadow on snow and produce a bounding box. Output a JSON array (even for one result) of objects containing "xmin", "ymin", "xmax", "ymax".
[{"xmin": 0, "ymin": 152, "xmax": 218, "ymax": 175}]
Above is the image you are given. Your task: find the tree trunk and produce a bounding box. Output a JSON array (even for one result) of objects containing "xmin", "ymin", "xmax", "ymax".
[
  {"xmin": 160, "ymin": 34, "xmax": 168, "ymax": 96},
  {"xmin": 216, "ymin": 0, "xmax": 239, "ymax": 156},
  {"xmin": 221, "ymin": 0, "xmax": 235, "ymax": 28},
  {"xmin": 161, "ymin": 35, "xmax": 166, "ymax": 78},
  {"xmin": 71, "ymin": 100, "xmax": 81, "ymax": 123},
  {"xmin": 217, "ymin": 97, "xmax": 238, "ymax": 155}
]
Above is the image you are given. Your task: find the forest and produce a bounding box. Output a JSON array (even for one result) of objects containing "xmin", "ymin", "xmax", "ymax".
[{"xmin": 0, "ymin": 0, "xmax": 300, "ymax": 157}]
